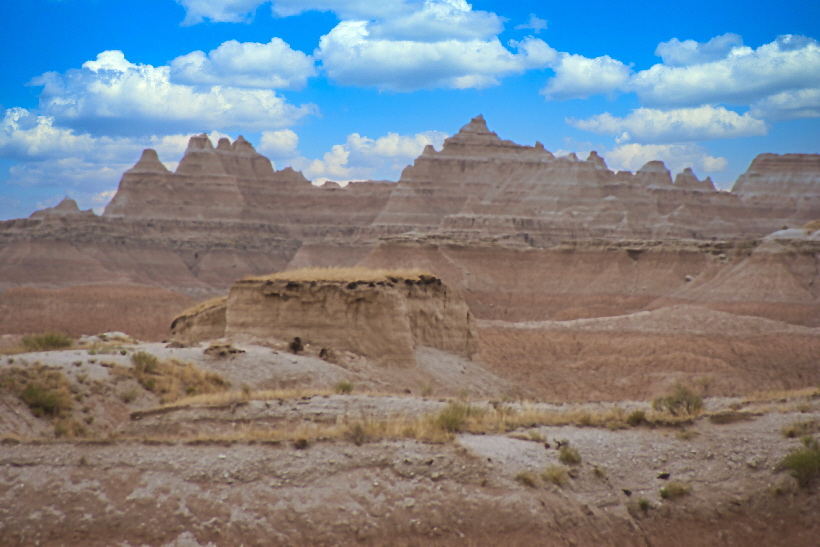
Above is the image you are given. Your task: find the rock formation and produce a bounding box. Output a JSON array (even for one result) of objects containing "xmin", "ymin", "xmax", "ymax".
[
  {"xmin": 1, "ymin": 115, "xmax": 820, "ymax": 340},
  {"xmin": 173, "ymin": 269, "xmax": 477, "ymax": 367}
]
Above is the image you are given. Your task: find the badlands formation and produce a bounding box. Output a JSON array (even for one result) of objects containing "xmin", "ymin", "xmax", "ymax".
[{"xmin": 0, "ymin": 116, "xmax": 819, "ymax": 545}]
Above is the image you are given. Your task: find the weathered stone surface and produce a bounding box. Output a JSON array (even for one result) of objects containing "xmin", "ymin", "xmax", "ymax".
[{"xmin": 174, "ymin": 270, "xmax": 477, "ymax": 366}]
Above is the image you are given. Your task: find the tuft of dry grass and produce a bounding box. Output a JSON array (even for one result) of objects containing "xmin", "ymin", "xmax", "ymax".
[
  {"xmin": 541, "ymin": 465, "xmax": 568, "ymax": 486},
  {"xmin": 247, "ymin": 266, "xmax": 434, "ymax": 283},
  {"xmin": 175, "ymin": 296, "xmax": 228, "ymax": 320},
  {"xmin": 514, "ymin": 470, "xmax": 538, "ymax": 488},
  {"xmin": 660, "ymin": 481, "xmax": 691, "ymax": 500},
  {"xmin": 116, "ymin": 352, "xmax": 230, "ymax": 404}
]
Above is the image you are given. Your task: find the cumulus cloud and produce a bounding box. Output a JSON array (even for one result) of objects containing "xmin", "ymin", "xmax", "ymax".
[
  {"xmin": 568, "ymin": 106, "xmax": 768, "ymax": 144},
  {"xmin": 515, "ymin": 14, "xmax": 547, "ymax": 34},
  {"xmin": 30, "ymin": 50, "xmax": 317, "ymax": 137},
  {"xmin": 367, "ymin": 0, "xmax": 504, "ymax": 42},
  {"xmin": 316, "ymin": 22, "xmax": 556, "ymax": 91},
  {"xmin": 176, "ymin": 0, "xmax": 470, "ymax": 25},
  {"xmin": 750, "ymin": 88, "xmax": 820, "ymax": 120},
  {"xmin": 259, "ymin": 129, "xmax": 299, "ymax": 158},
  {"xmin": 176, "ymin": 0, "xmax": 269, "ymax": 25},
  {"xmin": 298, "ymin": 130, "xmax": 447, "ymax": 182},
  {"xmin": 654, "ymin": 33, "xmax": 744, "ymax": 66},
  {"xmin": 630, "ymin": 35, "xmax": 820, "ymax": 107},
  {"xmin": 605, "ymin": 143, "xmax": 728, "ymax": 180},
  {"xmin": 540, "ymin": 53, "xmax": 632, "ymax": 100},
  {"xmin": 170, "ymin": 38, "xmax": 316, "ymax": 89}
]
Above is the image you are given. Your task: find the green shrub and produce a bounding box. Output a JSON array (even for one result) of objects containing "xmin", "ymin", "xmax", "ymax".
[
  {"xmin": 541, "ymin": 465, "xmax": 568, "ymax": 486},
  {"xmin": 435, "ymin": 402, "xmax": 477, "ymax": 433},
  {"xmin": 660, "ymin": 481, "xmax": 691, "ymax": 499},
  {"xmin": 559, "ymin": 444, "xmax": 582, "ymax": 465},
  {"xmin": 22, "ymin": 333, "xmax": 72, "ymax": 352},
  {"xmin": 21, "ymin": 382, "xmax": 72, "ymax": 417},
  {"xmin": 652, "ymin": 385, "xmax": 703, "ymax": 417},
  {"xmin": 131, "ymin": 351, "xmax": 160, "ymax": 374},
  {"xmin": 335, "ymin": 380, "xmax": 354, "ymax": 394},
  {"xmin": 627, "ymin": 409, "xmax": 646, "ymax": 427},
  {"xmin": 779, "ymin": 436, "xmax": 820, "ymax": 488},
  {"xmin": 638, "ymin": 498, "xmax": 651, "ymax": 512}
]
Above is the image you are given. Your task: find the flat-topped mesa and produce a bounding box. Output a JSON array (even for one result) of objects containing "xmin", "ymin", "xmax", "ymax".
[
  {"xmin": 29, "ymin": 197, "xmax": 95, "ymax": 219},
  {"xmin": 173, "ymin": 268, "xmax": 477, "ymax": 367},
  {"xmin": 732, "ymin": 153, "xmax": 820, "ymax": 196},
  {"xmin": 673, "ymin": 168, "xmax": 716, "ymax": 192}
]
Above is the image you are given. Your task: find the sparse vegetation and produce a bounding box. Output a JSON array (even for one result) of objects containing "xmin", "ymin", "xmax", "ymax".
[
  {"xmin": 676, "ymin": 429, "xmax": 700, "ymax": 441},
  {"xmin": 559, "ymin": 444, "xmax": 582, "ymax": 465},
  {"xmin": 541, "ymin": 465, "xmax": 568, "ymax": 486},
  {"xmin": 652, "ymin": 385, "xmax": 703, "ymax": 417},
  {"xmin": 638, "ymin": 498, "xmax": 651, "ymax": 512},
  {"xmin": 21, "ymin": 333, "xmax": 72, "ymax": 353},
  {"xmin": 660, "ymin": 481, "xmax": 691, "ymax": 499},
  {"xmin": 782, "ymin": 419, "xmax": 818, "ymax": 438},
  {"xmin": 627, "ymin": 409, "xmax": 646, "ymax": 427},
  {"xmin": 120, "ymin": 388, "xmax": 139, "ymax": 404},
  {"xmin": 514, "ymin": 470, "xmax": 537, "ymax": 487},
  {"xmin": 335, "ymin": 380, "xmax": 354, "ymax": 394},
  {"xmin": 123, "ymin": 352, "xmax": 229, "ymax": 404},
  {"xmin": 435, "ymin": 401, "xmax": 481, "ymax": 433},
  {"xmin": 1, "ymin": 364, "xmax": 73, "ymax": 418},
  {"xmin": 779, "ymin": 436, "xmax": 820, "ymax": 488}
]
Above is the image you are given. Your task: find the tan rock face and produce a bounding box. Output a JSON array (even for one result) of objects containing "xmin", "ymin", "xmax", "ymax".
[{"xmin": 175, "ymin": 271, "xmax": 476, "ymax": 366}]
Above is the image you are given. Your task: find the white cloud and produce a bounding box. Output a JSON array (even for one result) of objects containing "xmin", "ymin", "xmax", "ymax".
[
  {"xmin": 259, "ymin": 129, "xmax": 299, "ymax": 158},
  {"xmin": 31, "ymin": 50, "xmax": 317, "ymax": 137},
  {"xmin": 515, "ymin": 14, "xmax": 547, "ymax": 34},
  {"xmin": 170, "ymin": 38, "xmax": 316, "ymax": 89},
  {"xmin": 368, "ymin": 0, "xmax": 504, "ymax": 42},
  {"xmin": 568, "ymin": 106, "xmax": 768, "ymax": 144},
  {"xmin": 176, "ymin": 0, "xmax": 268, "ymax": 25},
  {"xmin": 630, "ymin": 35, "xmax": 820, "ymax": 107},
  {"xmin": 605, "ymin": 143, "xmax": 728, "ymax": 180},
  {"xmin": 540, "ymin": 53, "xmax": 632, "ymax": 100},
  {"xmin": 654, "ymin": 33, "xmax": 744, "ymax": 67},
  {"xmin": 298, "ymin": 130, "xmax": 447, "ymax": 181},
  {"xmin": 316, "ymin": 22, "xmax": 556, "ymax": 91},
  {"xmin": 750, "ymin": 88, "xmax": 820, "ymax": 120}
]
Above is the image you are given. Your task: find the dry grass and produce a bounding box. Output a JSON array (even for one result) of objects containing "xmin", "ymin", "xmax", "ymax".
[
  {"xmin": 114, "ymin": 352, "xmax": 230, "ymax": 404},
  {"xmin": 247, "ymin": 266, "xmax": 434, "ymax": 283},
  {"xmin": 802, "ymin": 220, "xmax": 820, "ymax": 233},
  {"xmin": 175, "ymin": 295, "xmax": 228, "ymax": 320},
  {"xmin": 541, "ymin": 465, "xmax": 568, "ymax": 486},
  {"xmin": 0, "ymin": 364, "xmax": 73, "ymax": 418}
]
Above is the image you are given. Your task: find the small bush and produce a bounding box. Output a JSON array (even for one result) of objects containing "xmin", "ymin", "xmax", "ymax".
[
  {"xmin": 514, "ymin": 470, "xmax": 537, "ymax": 487},
  {"xmin": 559, "ymin": 444, "xmax": 582, "ymax": 465},
  {"xmin": 660, "ymin": 481, "xmax": 691, "ymax": 499},
  {"xmin": 348, "ymin": 423, "xmax": 367, "ymax": 446},
  {"xmin": 627, "ymin": 409, "xmax": 646, "ymax": 427},
  {"xmin": 21, "ymin": 382, "xmax": 72, "ymax": 417},
  {"xmin": 782, "ymin": 420, "xmax": 818, "ymax": 438},
  {"xmin": 652, "ymin": 385, "xmax": 703, "ymax": 417},
  {"xmin": 638, "ymin": 498, "xmax": 651, "ymax": 512},
  {"xmin": 335, "ymin": 380, "xmax": 354, "ymax": 394},
  {"xmin": 22, "ymin": 333, "xmax": 72, "ymax": 352},
  {"xmin": 542, "ymin": 465, "xmax": 568, "ymax": 486},
  {"xmin": 435, "ymin": 402, "xmax": 475, "ymax": 433},
  {"xmin": 779, "ymin": 436, "xmax": 820, "ymax": 488},
  {"xmin": 120, "ymin": 389, "xmax": 138, "ymax": 404},
  {"xmin": 131, "ymin": 352, "xmax": 160, "ymax": 374}
]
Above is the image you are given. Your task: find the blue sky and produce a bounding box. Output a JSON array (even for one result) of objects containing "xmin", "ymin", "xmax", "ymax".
[{"xmin": 1, "ymin": 0, "xmax": 818, "ymax": 219}]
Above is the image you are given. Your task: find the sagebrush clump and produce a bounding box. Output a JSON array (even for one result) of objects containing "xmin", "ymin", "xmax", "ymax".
[
  {"xmin": 779, "ymin": 436, "xmax": 820, "ymax": 488},
  {"xmin": 652, "ymin": 385, "xmax": 703, "ymax": 417},
  {"xmin": 21, "ymin": 333, "xmax": 72, "ymax": 353}
]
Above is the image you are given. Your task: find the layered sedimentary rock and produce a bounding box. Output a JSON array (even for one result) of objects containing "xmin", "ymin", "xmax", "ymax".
[
  {"xmin": 2, "ymin": 116, "xmax": 820, "ymax": 341},
  {"xmin": 104, "ymin": 135, "xmax": 393, "ymax": 231},
  {"xmin": 174, "ymin": 269, "xmax": 476, "ymax": 367}
]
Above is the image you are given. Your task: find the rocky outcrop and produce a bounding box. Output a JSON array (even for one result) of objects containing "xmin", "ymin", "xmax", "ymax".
[
  {"xmin": 104, "ymin": 135, "xmax": 393, "ymax": 231},
  {"xmin": 174, "ymin": 269, "xmax": 477, "ymax": 366},
  {"xmin": 29, "ymin": 198, "xmax": 95, "ymax": 219}
]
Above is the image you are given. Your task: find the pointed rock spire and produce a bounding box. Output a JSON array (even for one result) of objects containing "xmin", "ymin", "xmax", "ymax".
[{"xmin": 126, "ymin": 149, "xmax": 170, "ymax": 174}]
